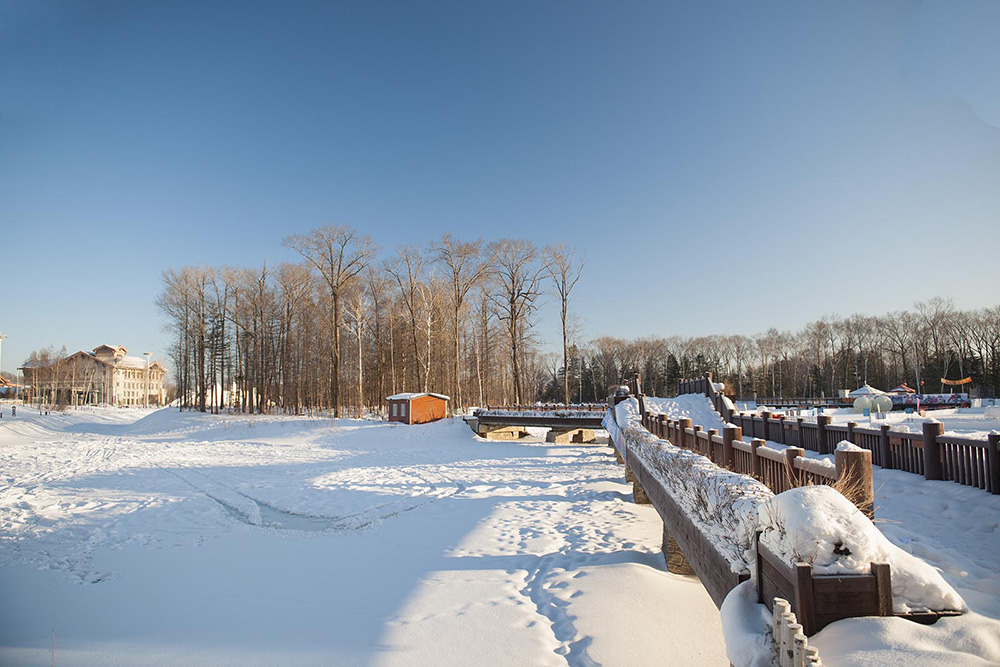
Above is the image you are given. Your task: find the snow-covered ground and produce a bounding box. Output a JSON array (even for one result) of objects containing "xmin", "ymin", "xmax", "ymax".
[{"xmin": 0, "ymin": 407, "xmax": 727, "ymax": 666}]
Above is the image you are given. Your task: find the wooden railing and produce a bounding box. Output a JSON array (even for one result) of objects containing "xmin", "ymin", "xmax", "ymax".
[
  {"xmin": 679, "ymin": 374, "xmax": 1000, "ymax": 495},
  {"xmin": 479, "ymin": 403, "xmax": 606, "ymax": 413},
  {"xmin": 726, "ymin": 410, "xmax": 1000, "ymax": 494},
  {"xmin": 641, "ymin": 410, "xmax": 874, "ymax": 516}
]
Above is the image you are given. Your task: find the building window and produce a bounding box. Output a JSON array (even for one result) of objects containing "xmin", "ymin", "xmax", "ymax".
[{"xmin": 392, "ymin": 403, "xmax": 397, "ymax": 417}]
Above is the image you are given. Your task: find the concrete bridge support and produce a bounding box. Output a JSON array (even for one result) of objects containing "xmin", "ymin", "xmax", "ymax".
[
  {"xmin": 545, "ymin": 427, "xmax": 597, "ymax": 444},
  {"xmin": 478, "ymin": 425, "xmax": 529, "ymax": 440}
]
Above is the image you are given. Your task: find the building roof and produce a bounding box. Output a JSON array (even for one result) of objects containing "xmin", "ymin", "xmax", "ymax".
[
  {"xmin": 386, "ymin": 392, "xmax": 450, "ymax": 401},
  {"xmin": 117, "ymin": 355, "xmax": 153, "ymax": 369}
]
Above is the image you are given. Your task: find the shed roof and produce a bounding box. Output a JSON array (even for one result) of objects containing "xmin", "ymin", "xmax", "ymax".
[{"xmin": 386, "ymin": 392, "xmax": 450, "ymax": 401}]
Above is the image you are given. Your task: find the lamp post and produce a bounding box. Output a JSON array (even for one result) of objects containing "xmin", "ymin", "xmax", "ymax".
[
  {"xmin": 0, "ymin": 334, "xmax": 6, "ymax": 404},
  {"xmin": 143, "ymin": 352, "xmax": 151, "ymax": 409},
  {"xmin": 0, "ymin": 334, "xmax": 7, "ymax": 387}
]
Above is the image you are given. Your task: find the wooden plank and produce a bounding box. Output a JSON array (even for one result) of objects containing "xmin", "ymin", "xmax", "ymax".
[
  {"xmin": 794, "ymin": 563, "xmax": 817, "ymax": 636},
  {"xmin": 872, "ymin": 562, "xmax": 893, "ymax": 616}
]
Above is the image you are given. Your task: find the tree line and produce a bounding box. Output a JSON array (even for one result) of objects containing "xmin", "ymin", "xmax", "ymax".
[
  {"xmin": 156, "ymin": 226, "xmax": 584, "ymax": 414},
  {"xmin": 548, "ymin": 298, "xmax": 1000, "ymax": 402}
]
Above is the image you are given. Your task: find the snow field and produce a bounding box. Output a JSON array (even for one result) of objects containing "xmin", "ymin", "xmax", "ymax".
[{"xmin": 0, "ymin": 407, "xmax": 728, "ymax": 666}]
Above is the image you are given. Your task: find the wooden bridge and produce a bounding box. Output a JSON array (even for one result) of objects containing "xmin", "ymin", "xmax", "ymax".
[{"xmin": 466, "ymin": 407, "xmax": 605, "ymax": 442}]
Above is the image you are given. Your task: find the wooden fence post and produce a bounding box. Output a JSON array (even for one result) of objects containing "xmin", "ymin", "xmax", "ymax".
[
  {"xmin": 922, "ymin": 420, "xmax": 944, "ymax": 482},
  {"xmin": 692, "ymin": 425, "xmax": 702, "ymax": 455},
  {"xmin": 760, "ymin": 410, "xmax": 771, "ymax": 442},
  {"xmin": 989, "ymin": 433, "xmax": 1000, "ymax": 495},
  {"xmin": 707, "ymin": 428, "xmax": 718, "ymax": 463},
  {"xmin": 835, "ymin": 447, "xmax": 874, "ymax": 517},
  {"xmin": 784, "ymin": 446, "xmax": 805, "ymax": 488},
  {"xmin": 816, "ymin": 415, "xmax": 831, "ymax": 455},
  {"xmin": 750, "ymin": 438, "xmax": 763, "ymax": 478},
  {"xmin": 879, "ymin": 424, "xmax": 892, "ymax": 469},
  {"xmin": 658, "ymin": 414, "xmax": 668, "ymax": 440},
  {"xmin": 678, "ymin": 418, "xmax": 693, "ymax": 449},
  {"xmin": 722, "ymin": 426, "xmax": 739, "ymax": 470},
  {"xmin": 846, "ymin": 421, "xmax": 857, "ymax": 446}
]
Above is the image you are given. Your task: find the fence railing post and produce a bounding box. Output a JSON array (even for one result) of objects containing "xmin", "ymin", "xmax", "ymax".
[
  {"xmin": 846, "ymin": 421, "xmax": 856, "ymax": 446},
  {"xmin": 816, "ymin": 415, "xmax": 831, "ymax": 455},
  {"xmin": 879, "ymin": 424, "xmax": 892, "ymax": 469},
  {"xmin": 835, "ymin": 447, "xmax": 874, "ymax": 517},
  {"xmin": 760, "ymin": 410, "xmax": 771, "ymax": 442},
  {"xmin": 988, "ymin": 433, "xmax": 1000, "ymax": 495},
  {"xmin": 707, "ymin": 428, "xmax": 718, "ymax": 463},
  {"xmin": 658, "ymin": 414, "xmax": 668, "ymax": 440},
  {"xmin": 692, "ymin": 425, "xmax": 703, "ymax": 455},
  {"xmin": 750, "ymin": 438, "xmax": 763, "ymax": 478},
  {"xmin": 922, "ymin": 420, "xmax": 944, "ymax": 481},
  {"xmin": 784, "ymin": 446, "xmax": 805, "ymax": 488},
  {"xmin": 678, "ymin": 417, "xmax": 692, "ymax": 449},
  {"xmin": 722, "ymin": 425, "xmax": 739, "ymax": 470}
]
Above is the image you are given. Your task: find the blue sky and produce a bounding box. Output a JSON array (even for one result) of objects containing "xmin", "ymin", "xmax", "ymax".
[{"xmin": 2, "ymin": 0, "xmax": 999, "ymax": 374}]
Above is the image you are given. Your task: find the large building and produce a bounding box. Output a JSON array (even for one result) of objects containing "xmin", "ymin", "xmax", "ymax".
[{"xmin": 23, "ymin": 345, "xmax": 167, "ymax": 407}]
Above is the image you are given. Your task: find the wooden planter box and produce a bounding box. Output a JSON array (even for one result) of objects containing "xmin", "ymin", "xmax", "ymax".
[{"xmin": 755, "ymin": 532, "xmax": 893, "ymax": 635}]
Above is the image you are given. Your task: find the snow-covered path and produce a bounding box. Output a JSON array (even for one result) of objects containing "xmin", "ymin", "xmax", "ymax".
[{"xmin": 0, "ymin": 408, "xmax": 727, "ymax": 666}]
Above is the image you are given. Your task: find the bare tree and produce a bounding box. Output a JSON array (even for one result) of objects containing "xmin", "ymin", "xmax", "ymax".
[
  {"xmin": 284, "ymin": 226, "xmax": 377, "ymax": 417},
  {"xmin": 431, "ymin": 234, "xmax": 491, "ymax": 409},
  {"xmin": 543, "ymin": 243, "xmax": 585, "ymax": 405},
  {"xmin": 488, "ymin": 239, "xmax": 549, "ymax": 404}
]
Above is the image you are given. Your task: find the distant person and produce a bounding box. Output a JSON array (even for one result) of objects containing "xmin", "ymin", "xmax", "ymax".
[{"xmin": 10, "ymin": 405, "xmax": 14, "ymax": 417}]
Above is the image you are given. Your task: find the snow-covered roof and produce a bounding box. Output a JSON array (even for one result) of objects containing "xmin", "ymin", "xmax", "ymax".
[
  {"xmin": 117, "ymin": 356, "xmax": 153, "ymax": 369},
  {"xmin": 386, "ymin": 392, "xmax": 450, "ymax": 401},
  {"xmin": 890, "ymin": 384, "xmax": 916, "ymax": 393},
  {"xmin": 848, "ymin": 384, "xmax": 886, "ymax": 397}
]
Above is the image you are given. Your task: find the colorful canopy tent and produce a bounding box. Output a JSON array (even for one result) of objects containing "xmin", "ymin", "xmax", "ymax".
[{"xmin": 848, "ymin": 384, "xmax": 886, "ymax": 398}]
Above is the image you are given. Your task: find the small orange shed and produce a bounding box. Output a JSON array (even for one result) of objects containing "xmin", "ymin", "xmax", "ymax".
[{"xmin": 386, "ymin": 392, "xmax": 450, "ymax": 425}]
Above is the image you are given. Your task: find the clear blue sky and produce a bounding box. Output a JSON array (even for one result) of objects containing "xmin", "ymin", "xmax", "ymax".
[{"xmin": 2, "ymin": 0, "xmax": 999, "ymax": 374}]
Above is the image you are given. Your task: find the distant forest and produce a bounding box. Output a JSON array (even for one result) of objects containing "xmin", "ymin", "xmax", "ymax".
[
  {"xmin": 157, "ymin": 226, "xmax": 999, "ymax": 413},
  {"xmin": 157, "ymin": 226, "xmax": 584, "ymax": 414},
  {"xmin": 593, "ymin": 298, "xmax": 1000, "ymax": 401}
]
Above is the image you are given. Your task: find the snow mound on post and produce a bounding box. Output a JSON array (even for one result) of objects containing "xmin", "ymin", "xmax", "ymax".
[{"xmin": 758, "ymin": 486, "xmax": 966, "ymax": 614}]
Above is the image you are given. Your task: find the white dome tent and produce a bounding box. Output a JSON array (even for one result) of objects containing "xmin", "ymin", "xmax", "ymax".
[{"xmin": 848, "ymin": 384, "xmax": 886, "ymax": 398}]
